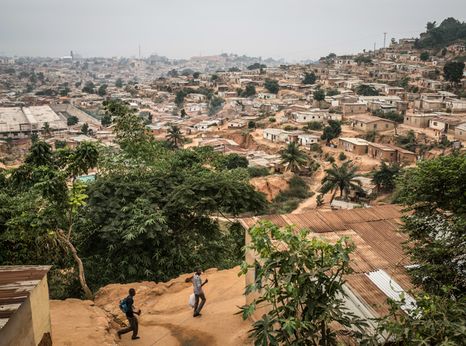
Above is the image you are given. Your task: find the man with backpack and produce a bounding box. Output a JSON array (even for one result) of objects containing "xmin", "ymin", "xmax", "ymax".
[
  {"xmin": 117, "ymin": 288, "xmax": 141, "ymax": 340},
  {"xmin": 192, "ymin": 268, "xmax": 208, "ymax": 317}
]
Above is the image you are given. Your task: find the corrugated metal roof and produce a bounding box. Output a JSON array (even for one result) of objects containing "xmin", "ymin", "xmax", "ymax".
[
  {"xmin": 240, "ymin": 205, "xmax": 408, "ymax": 272},
  {"xmin": 0, "ymin": 265, "xmax": 51, "ymax": 330},
  {"xmin": 366, "ymin": 270, "xmax": 417, "ymax": 313},
  {"xmin": 346, "ymin": 274, "xmax": 391, "ymax": 316},
  {"xmin": 240, "ymin": 205, "xmax": 415, "ymax": 317}
]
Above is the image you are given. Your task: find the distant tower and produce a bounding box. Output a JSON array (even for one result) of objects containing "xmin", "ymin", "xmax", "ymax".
[
  {"xmin": 70, "ymin": 50, "xmax": 74, "ymax": 59},
  {"xmin": 138, "ymin": 44, "xmax": 141, "ymax": 59},
  {"xmin": 383, "ymin": 32, "xmax": 387, "ymax": 49}
]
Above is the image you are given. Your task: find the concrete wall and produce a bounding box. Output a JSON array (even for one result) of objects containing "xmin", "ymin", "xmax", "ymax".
[
  {"xmin": 403, "ymin": 115, "xmax": 432, "ymax": 128},
  {"xmin": 0, "ymin": 276, "xmax": 51, "ymax": 346},
  {"xmin": 339, "ymin": 140, "xmax": 368, "ymax": 155}
]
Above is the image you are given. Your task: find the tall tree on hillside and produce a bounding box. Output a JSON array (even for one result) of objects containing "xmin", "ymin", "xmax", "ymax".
[
  {"xmin": 166, "ymin": 125, "xmax": 184, "ymax": 149},
  {"xmin": 320, "ymin": 161, "xmax": 363, "ymax": 202},
  {"xmin": 372, "ymin": 161, "xmax": 401, "ymax": 192},
  {"xmin": 280, "ymin": 142, "xmax": 308, "ymax": 173},
  {"xmin": 303, "ymin": 72, "xmax": 317, "ymax": 85},
  {"xmin": 443, "ymin": 61, "xmax": 465, "ymax": 84},
  {"xmin": 321, "ymin": 120, "xmax": 341, "ymax": 145},
  {"xmin": 395, "ymin": 154, "xmax": 466, "ymax": 296},
  {"xmin": 264, "ymin": 79, "xmax": 280, "ymax": 94}
]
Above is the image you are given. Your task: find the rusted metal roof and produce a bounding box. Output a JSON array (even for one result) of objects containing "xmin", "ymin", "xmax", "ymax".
[
  {"xmin": 0, "ymin": 265, "xmax": 51, "ymax": 330},
  {"xmin": 240, "ymin": 205, "xmax": 414, "ymax": 317}
]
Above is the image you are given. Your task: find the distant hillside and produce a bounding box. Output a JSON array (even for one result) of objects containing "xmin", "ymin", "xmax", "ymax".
[{"xmin": 415, "ymin": 17, "xmax": 466, "ymax": 49}]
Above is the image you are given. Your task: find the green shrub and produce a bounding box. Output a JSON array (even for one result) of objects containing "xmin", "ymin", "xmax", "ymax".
[
  {"xmin": 338, "ymin": 152, "xmax": 347, "ymax": 161},
  {"xmin": 248, "ymin": 166, "xmax": 270, "ymax": 178}
]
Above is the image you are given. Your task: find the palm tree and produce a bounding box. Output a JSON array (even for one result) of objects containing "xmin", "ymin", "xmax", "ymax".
[
  {"xmin": 280, "ymin": 142, "xmax": 308, "ymax": 173},
  {"xmin": 320, "ymin": 161, "xmax": 364, "ymax": 203},
  {"xmin": 166, "ymin": 124, "xmax": 184, "ymax": 149},
  {"xmin": 42, "ymin": 122, "xmax": 52, "ymax": 138}
]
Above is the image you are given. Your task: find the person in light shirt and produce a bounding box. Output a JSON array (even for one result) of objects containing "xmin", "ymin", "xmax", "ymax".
[{"xmin": 191, "ymin": 268, "xmax": 208, "ymax": 317}]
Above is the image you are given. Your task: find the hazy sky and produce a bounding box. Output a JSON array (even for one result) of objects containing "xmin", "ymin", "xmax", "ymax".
[{"xmin": 1, "ymin": 0, "xmax": 465, "ymax": 61}]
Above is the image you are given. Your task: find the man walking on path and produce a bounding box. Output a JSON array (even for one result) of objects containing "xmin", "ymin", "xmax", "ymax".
[
  {"xmin": 192, "ymin": 268, "xmax": 208, "ymax": 317},
  {"xmin": 118, "ymin": 288, "xmax": 141, "ymax": 340}
]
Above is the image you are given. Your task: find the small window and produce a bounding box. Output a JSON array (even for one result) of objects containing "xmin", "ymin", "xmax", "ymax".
[
  {"xmin": 385, "ymin": 124, "xmax": 389, "ymax": 128},
  {"xmin": 373, "ymin": 124, "xmax": 377, "ymax": 129}
]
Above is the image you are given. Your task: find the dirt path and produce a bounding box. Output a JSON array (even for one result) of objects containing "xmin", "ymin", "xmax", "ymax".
[
  {"xmin": 50, "ymin": 267, "xmax": 252, "ymax": 346},
  {"xmin": 292, "ymin": 167, "xmax": 326, "ymax": 213}
]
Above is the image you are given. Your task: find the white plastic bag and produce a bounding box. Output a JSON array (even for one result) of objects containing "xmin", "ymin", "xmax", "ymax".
[{"xmin": 188, "ymin": 293, "xmax": 195, "ymax": 308}]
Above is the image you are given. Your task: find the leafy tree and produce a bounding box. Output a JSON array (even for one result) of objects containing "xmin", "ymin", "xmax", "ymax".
[
  {"xmin": 374, "ymin": 110, "xmax": 404, "ymax": 123},
  {"xmin": 326, "ymin": 89, "xmax": 340, "ymax": 96},
  {"xmin": 320, "ymin": 120, "xmax": 341, "ymax": 144},
  {"xmin": 192, "ymin": 72, "xmax": 200, "ymax": 79},
  {"xmin": 354, "ymin": 55, "xmax": 373, "ymax": 65},
  {"xmin": 302, "ymin": 72, "xmax": 317, "ymax": 85},
  {"xmin": 242, "ymin": 84, "xmax": 256, "ymax": 97},
  {"xmin": 25, "ymin": 141, "xmax": 54, "ymax": 167},
  {"xmin": 238, "ymin": 221, "xmax": 368, "ymax": 345},
  {"xmin": 397, "ymin": 76, "xmax": 410, "ymax": 89},
  {"xmin": 59, "ymin": 86, "xmax": 70, "ymax": 97},
  {"xmin": 280, "ymin": 142, "xmax": 308, "ymax": 173},
  {"xmin": 80, "ymin": 123, "xmax": 90, "ymax": 136},
  {"xmin": 175, "ymin": 90, "xmax": 186, "ymax": 107},
  {"xmin": 247, "ymin": 63, "xmax": 266, "ymax": 70},
  {"xmin": 395, "ymin": 130, "xmax": 417, "ymax": 152},
  {"xmin": 82, "ymin": 81, "xmax": 96, "ymax": 94},
  {"xmin": 443, "ymin": 61, "xmax": 465, "ymax": 84},
  {"xmin": 395, "ymin": 154, "xmax": 466, "ymax": 295},
  {"xmin": 247, "ymin": 166, "xmax": 270, "ymax": 178},
  {"xmin": 264, "ymin": 79, "xmax": 279, "ymax": 94},
  {"xmin": 248, "ymin": 121, "xmax": 256, "ymax": 129},
  {"xmin": 372, "ymin": 161, "xmax": 401, "ymax": 192},
  {"xmin": 166, "ymin": 124, "xmax": 184, "ymax": 149},
  {"xmin": 355, "ymin": 84, "xmax": 379, "ymax": 96},
  {"xmin": 370, "ymin": 154, "xmax": 466, "ymax": 345},
  {"xmin": 1, "ymin": 141, "xmax": 99, "ymax": 298},
  {"xmin": 320, "ymin": 161, "xmax": 363, "ymax": 202},
  {"xmin": 101, "ymin": 114, "xmax": 112, "ymax": 127},
  {"xmin": 373, "ymin": 291, "xmax": 466, "ymax": 345},
  {"xmin": 216, "ymin": 154, "xmax": 249, "ymax": 170},
  {"xmin": 67, "ymin": 116, "xmax": 79, "ymax": 126},
  {"xmin": 97, "ymin": 84, "xmax": 107, "ymax": 96},
  {"xmin": 305, "ymin": 121, "xmax": 323, "ymax": 131},
  {"xmin": 208, "ymin": 96, "xmax": 224, "ymax": 115},
  {"xmin": 316, "ymin": 194, "xmax": 324, "ymax": 207},
  {"xmin": 115, "ymin": 78, "xmax": 124, "ymax": 88},
  {"xmin": 420, "ymin": 51, "xmax": 430, "ymax": 61},
  {"xmin": 313, "ymin": 88, "xmax": 325, "ymax": 101},
  {"xmin": 415, "ymin": 17, "xmax": 466, "ymax": 49}
]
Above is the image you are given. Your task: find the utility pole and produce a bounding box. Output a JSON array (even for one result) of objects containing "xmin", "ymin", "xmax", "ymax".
[{"xmin": 383, "ymin": 32, "xmax": 387, "ymax": 49}]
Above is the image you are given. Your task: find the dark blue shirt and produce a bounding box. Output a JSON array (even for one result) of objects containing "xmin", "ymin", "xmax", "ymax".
[{"xmin": 125, "ymin": 295, "xmax": 134, "ymax": 318}]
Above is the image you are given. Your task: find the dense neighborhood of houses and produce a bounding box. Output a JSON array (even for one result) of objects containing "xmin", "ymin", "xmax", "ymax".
[{"xmin": 2, "ymin": 38, "xmax": 465, "ymax": 177}]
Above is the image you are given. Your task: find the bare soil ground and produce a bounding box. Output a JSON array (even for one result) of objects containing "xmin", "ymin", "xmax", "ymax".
[{"xmin": 50, "ymin": 267, "xmax": 252, "ymax": 346}]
